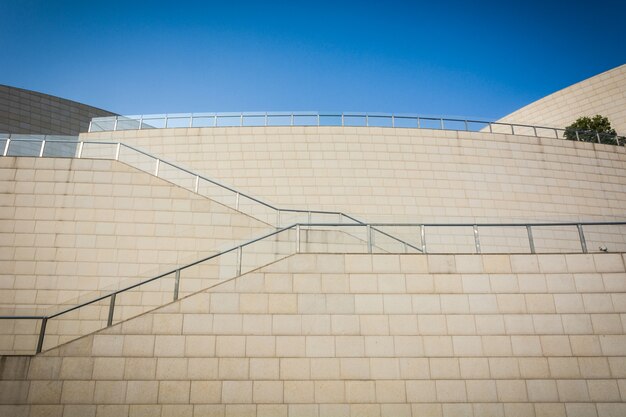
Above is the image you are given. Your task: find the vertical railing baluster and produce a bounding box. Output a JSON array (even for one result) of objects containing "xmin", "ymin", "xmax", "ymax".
[
  {"xmin": 77, "ymin": 141, "xmax": 84, "ymax": 158},
  {"xmin": 440, "ymin": 118, "xmax": 444, "ymax": 129},
  {"xmin": 3, "ymin": 138, "xmax": 10, "ymax": 156},
  {"xmin": 113, "ymin": 117, "xmax": 118, "ymax": 131},
  {"xmin": 235, "ymin": 192, "xmax": 240, "ymax": 210},
  {"xmin": 526, "ymin": 225, "xmax": 535, "ymax": 254},
  {"xmin": 173, "ymin": 269, "xmax": 181, "ymax": 301},
  {"xmin": 296, "ymin": 224, "xmax": 301, "ymax": 253},
  {"xmin": 577, "ymin": 224, "xmax": 588, "ymax": 253},
  {"xmin": 36, "ymin": 317, "xmax": 48, "ymax": 354},
  {"xmin": 420, "ymin": 225, "xmax": 426, "ymax": 253},
  {"xmin": 115, "ymin": 143, "xmax": 121, "ymax": 161},
  {"xmin": 39, "ymin": 140, "xmax": 46, "ymax": 157},
  {"xmin": 107, "ymin": 294, "xmax": 116, "ymax": 326},
  {"xmin": 154, "ymin": 159, "xmax": 160, "ymax": 176},
  {"xmin": 236, "ymin": 246, "xmax": 243, "ymax": 276},
  {"xmin": 194, "ymin": 175, "xmax": 199, "ymax": 193},
  {"xmin": 138, "ymin": 115, "xmax": 143, "ymax": 130},
  {"xmin": 473, "ymin": 225, "xmax": 481, "ymax": 254},
  {"xmin": 391, "ymin": 115, "xmax": 395, "ymax": 128},
  {"xmin": 367, "ymin": 224, "xmax": 373, "ymax": 253}
]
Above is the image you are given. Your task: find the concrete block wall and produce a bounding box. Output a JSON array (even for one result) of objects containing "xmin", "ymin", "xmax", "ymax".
[
  {"xmin": 0, "ymin": 156, "xmax": 271, "ymax": 316},
  {"xmin": 82, "ymin": 126, "xmax": 626, "ymax": 223},
  {"xmin": 1, "ymin": 252, "xmax": 625, "ymax": 417},
  {"xmin": 497, "ymin": 64, "xmax": 626, "ymax": 135}
]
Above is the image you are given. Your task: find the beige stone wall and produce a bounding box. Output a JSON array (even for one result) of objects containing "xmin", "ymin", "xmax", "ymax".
[
  {"xmin": 82, "ymin": 126, "xmax": 626, "ymax": 223},
  {"xmin": 1, "ymin": 252, "xmax": 625, "ymax": 417},
  {"xmin": 0, "ymin": 85, "xmax": 116, "ymax": 135},
  {"xmin": 497, "ymin": 64, "xmax": 626, "ymax": 134},
  {"xmin": 0, "ymin": 156, "xmax": 271, "ymax": 316}
]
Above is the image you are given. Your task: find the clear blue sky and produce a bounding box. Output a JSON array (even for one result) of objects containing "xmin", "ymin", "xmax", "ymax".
[{"xmin": 1, "ymin": 0, "xmax": 625, "ymax": 119}]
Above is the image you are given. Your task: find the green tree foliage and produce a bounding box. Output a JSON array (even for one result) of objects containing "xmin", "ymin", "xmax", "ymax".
[{"xmin": 564, "ymin": 115, "xmax": 619, "ymax": 145}]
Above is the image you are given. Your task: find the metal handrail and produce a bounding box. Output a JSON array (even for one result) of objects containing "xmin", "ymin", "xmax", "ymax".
[
  {"xmin": 2, "ymin": 220, "xmax": 626, "ymax": 354},
  {"xmin": 0, "ymin": 136, "xmax": 419, "ymax": 254},
  {"xmin": 87, "ymin": 112, "xmax": 625, "ymax": 146}
]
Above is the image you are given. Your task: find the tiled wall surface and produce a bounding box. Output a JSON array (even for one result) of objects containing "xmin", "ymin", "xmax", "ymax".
[
  {"xmin": 83, "ymin": 126, "xmax": 626, "ymax": 223},
  {"xmin": 1, "ymin": 252, "xmax": 624, "ymax": 417},
  {"xmin": 0, "ymin": 157, "xmax": 271, "ymax": 314},
  {"xmin": 497, "ymin": 64, "xmax": 626, "ymax": 134},
  {"xmin": 0, "ymin": 85, "xmax": 116, "ymax": 135}
]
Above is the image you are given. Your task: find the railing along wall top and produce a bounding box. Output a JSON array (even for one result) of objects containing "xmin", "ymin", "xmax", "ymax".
[{"xmin": 87, "ymin": 112, "xmax": 625, "ymax": 146}]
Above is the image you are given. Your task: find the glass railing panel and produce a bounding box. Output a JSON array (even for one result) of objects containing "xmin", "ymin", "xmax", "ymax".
[
  {"xmin": 530, "ymin": 225, "xmax": 581, "ymax": 253},
  {"xmin": 319, "ymin": 115, "xmax": 342, "ymax": 126},
  {"xmin": 42, "ymin": 297, "xmax": 109, "ymax": 351},
  {"xmin": 240, "ymin": 228, "xmax": 295, "ymax": 275},
  {"xmin": 165, "ymin": 116, "xmax": 192, "ymax": 129},
  {"xmin": 424, "ymin": 226, "xmax": 476, "ymax": 253},
  {"xmin": 236, "ymin": 193, "xmax": 276, "ymax": 225},
  {"xmin": 418, "ymin": 118, "xmax": 443, "ymax": 130},
  {"xmin": 300, "ymin": 225, "xmax": 368, "ymax": 253},
  {"xmin": 117, "ymin": 144, "xmax": 158, "ymax": 173},
  {"xmin": 157, "ymin": 160, "xmax": 196, "ymax": 190},
  {"xmin": 367, "ymin": 115, "xmax": 393, "ymax": 128},
  {"xmin": 477, "ymin": 226, "xmax": 530, "ymax": 253},
  {"xmin": 6, "ymin": 139, "xmax": 41, "ymax": 156},
  {"xmin": 116, "ymin": 116, "xmax": 142, "ymax": 131},
  {"xmin": 442, "ymin": 119, "xmax": 467, "ymax": 131},
  {"xmin": 242, "ymin": 114, "xmax": 267, "ymax": 127},
  {"xmin": 112, "ymin": 272, "xmax": 176, "ymax": 324},
  {"xmin": 89, "ymin": 117, "xmax": 117, "ymax": 132},
  {"xmin": 191, "ymin": 116, "xmax": 217, "ymax": 128},
  {"xmin": 393, "ymin": 116, "xmax": 418, "ymax": 128},
  {"xmin": 177, "ymin": 249, "xmax": 239, "ymax": 298},
  {"xmin": 216, "ymin": 115, "xmax": 242, "ymax": 127},
  {"xmin": 489, "ymin": 122, "xmax": 514, "ymax": 135},
  {"xmin": 582, "ymin": 224, "xmax": 626, "ymax": 253},
  {"xmin": 80, "ymin": 142, "xmax": 117, "ymax": 159},
  {"xmin": 369, "ymin": 225, "xmax": 422, "ymax": 253},
  {"xmin": 467, "ymin": 121, "xmax": 490, "ymax": 132},
  {"xmin": 266, "ymin": 115, "xmax": 291, "ymax": 126},
  {"xmin": 42, "ymin": 140, "xmax": 79, "ymax": 158},
  {"xmin": 343, "ymin": 115, "xmax": 367, "ymax": 127},
  {"xmin": 293, "ymin": 115, "xmax": 318, "ymax": 126}
]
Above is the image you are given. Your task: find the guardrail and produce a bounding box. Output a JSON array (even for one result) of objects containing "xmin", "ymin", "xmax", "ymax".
[
  {"xmin": 87, "ymin": 112, "xmax": 625, "ymax": 146},
  {"xmin": 2, "ymin": 220, "xmax": 625, "ymax": 355}
]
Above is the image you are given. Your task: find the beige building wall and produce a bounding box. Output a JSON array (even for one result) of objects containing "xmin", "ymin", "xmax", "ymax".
[
  {"xmin": 0, "ymin": 156, "xmax": 271, "ymax": 316},
  {"xmin": 83, "ymin": 126, "xmax": 626, "ymax": 223},
  {"xmin": 1, "ymin": 252, "xmax": 625, "ymax": 417},
  {"xmin": 497, "ymin": 64, "xmax": 626, "ymax": 134},
  {"xmin": 0, "ymin": 85, "xmax": 116, "ymax": 135}
]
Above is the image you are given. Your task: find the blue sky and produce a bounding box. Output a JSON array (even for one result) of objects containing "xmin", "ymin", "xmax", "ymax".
[{"xmin": 1, "ymin": 0, "xmax": 625, "ymax": 119}]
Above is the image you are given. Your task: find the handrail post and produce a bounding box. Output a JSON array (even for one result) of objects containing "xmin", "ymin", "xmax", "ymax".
[
  {"xmin": 420, "ymin": 225, "xmax": 426, "ymax": 253},
  {"xmin": 533, "ymin": 126, "xmax": 537, "ymax": 137},
  {"xmin": 194, "ymin": 175, "xmax": 199, "ymax": 193},
  {"xmin": 107, "ymin": 293, "xmax": 116, "ymax": 326},
  {"xmin": 113, "ymin": 117, "xmax": 118, "ymax": 131},
  {"xmin": 88, "ymin": 121, "xmax": 92, "ymax": 132},
  {"xmin": 554, "ymin": 128, "xmax": 558, "ymax": 139},
  {"xmin": 473, "ymin": 225, "xmax": 481, "ymax": 254},
  {"xmin": 154, "ymin": 159, "xmax": 160, "ymax": 176},
  {"xmin": 240, "ymin": 113, "xmax": 244, "ymax": 127},
  {"xmin": 296, "ymin": 224, "xmax": 301, "ymax": 253},
  {"xmin": 236, "ymin": 246, "xmax": 243, "ymax": 276},
  {"xmin": 577, "ymin": 224, "xmax": 588, "ymax": 253},
  {"xmin": 596, "ymin": 132, "xmax": 601, "ymax": 144},
  {"xmin": 341, "ymin": 113, "xmax": 344, "ymax": 127},
  {"xmin": 365, "ymin": 114, "xmax": 369, "ymax": 127},
  {"xmin": 576, "ymin": 131, "xmax": 580, "ymax": 141},
  {"xmin": 189, "ymin": 115, "xmax": 193, "ymax": 128},
  {"xmin": 173, "ymin": 269, "xmax": 181, "ymax": 301},
  {"xmin": 264, "ymin": 113, "xmax": 268, "ymax": 126},
  {"xmin": 39, "ymin": 140, "xmax": 46, "ymax": 157},
  {"xmin": 367, "ymin": 224, "xmax": 373, "ymax": 253},
  {"xmin": 440, "ymin": 118, "xmax": 444, "ymax": 129},
  {"xmin": 115, "ymin": 143, "xmax": 121, "ymax": 161},
  {"xmin": 464, "ymin": 120, "xmax": 468, "ymax": 131},
  {"xmin": 138, "ymin": 115, "xmax": 143, "ymax": 130},
  {"xmin": 290, "ymin": 114, "xmax": 294, "ymax": 126},
  {"xmin": 276, "ymin": 210, "xmax": 281, "ymax": 227},
  {"xmin": 526, "ymin": 225, "xmax": 535, "ymax": 254},
  {"xmin": 3, "ymin": 138, "xmax": 9, "ymax": 156},
  {"xmin": 164, "ymin": 115, "xmax": 168, "ymax": 128},
  {"xmin": 488, "ymin": 122, "xmax": 492, "ymax": 133},
  {"xmin": 77, "ymin": 141, "xmax": 84, "ymax": 158},
  {"xmin": 391, "ymin": 115, "xmax": 395, "ymax": 128},
  {"xmin": 510, "ymin": 124, "xmax": 514, "ymax": 134},
  {"xmin": 36, "ymin": 317, "xmax": 48, "ymax": 354},
  {"xmin": 317, "ymin": 114, "xmax": 320, "ymax": 126},
  {"xmin": 417, "ymin": 117, "xmax": 421, "ymax": 128},
  {"xmin": 308, "ymin": 211, "xmax": 312, "ymax": 224},
  {"xmin": 235, "ymin": 192, "xmax": 240, "ymax": 210}
]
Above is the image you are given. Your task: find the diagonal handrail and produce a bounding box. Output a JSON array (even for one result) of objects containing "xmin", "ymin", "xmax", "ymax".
[
  {"xmin": 0, "ymin": 135, "xmax": 422, "ymax": 253},
  {"xmin": 1, "ymin": 220, "xmax": 626, "ymax": 355}
]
